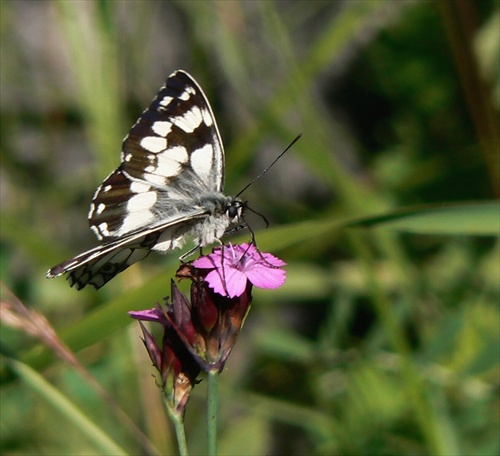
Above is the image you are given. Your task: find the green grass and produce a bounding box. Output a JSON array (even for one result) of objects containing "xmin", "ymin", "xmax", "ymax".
[{"xmin": 1, "ymin": 1, "xmax": 498, "ymax": 455}]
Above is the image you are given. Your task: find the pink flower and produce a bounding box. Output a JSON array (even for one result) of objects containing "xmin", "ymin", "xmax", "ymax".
[{"xmin": 193, "ymin": 243, "xmax": 286, "ymax": 298}]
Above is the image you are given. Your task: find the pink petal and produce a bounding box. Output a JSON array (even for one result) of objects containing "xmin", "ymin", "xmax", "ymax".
[
  {"xmin": 224, "ymin": 267, "xmax": 249, "ymax": 298},
  {"xmin": 193, "ymin": 254, "xmax": 220, "ymax": 269},
  {"xmin": 236, "ymin": 243, "xmax": 253, "ymax": 255},
  {"xmin": 205, "ymin": 268, "xmax": 248, "ymax": 298},
  {"xmin": 260, "ymin": 252, "xmax": 286, "ymax": 267},
  {"xmin": 245, "ymin": 265, "xmax": 286, "ymax": 289}
]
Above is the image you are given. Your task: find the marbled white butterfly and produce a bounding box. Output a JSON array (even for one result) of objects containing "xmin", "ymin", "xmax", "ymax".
[{"xmin": 47, "ymin": 70, "xmax": 245, "ymax": 290}]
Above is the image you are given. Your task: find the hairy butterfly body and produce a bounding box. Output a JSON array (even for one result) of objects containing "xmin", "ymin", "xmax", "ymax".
[{"xmin": 47, "ymin": 70, "xmax": 244, "ymax": 290}]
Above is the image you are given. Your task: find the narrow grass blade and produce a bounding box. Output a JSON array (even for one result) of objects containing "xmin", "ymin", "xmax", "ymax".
[
  {"xmin": 7, "ymin": 358, "xmax": 128, "ymax": 455},
  {"xmin": 344, "ymin": 201, "xmax": 499, "ymax": 235}
]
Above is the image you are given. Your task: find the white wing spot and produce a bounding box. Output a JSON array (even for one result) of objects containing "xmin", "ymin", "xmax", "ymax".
[
  {"xmin": 130, "ymin": 181, "xmax": 151, "ymax": 194},
  {"xmin": 127, "ymin": 192, "xmax": 157, "ymax": 212},
  {"xmin": 152, "ymin": 239, "xmax": 172, "ymax": 252},
  {"xmin": 96, "ymin": 203, "xmax": 106, "ymax": 215},
  {"xmin": 124, "ymin": 153, "xmax": 132, "ymax": 162},
  {"xmin": 155, "ymin": 154, "xmax": 182, "ymax": 177},
  {"xmin": 190, "ymin": 144, "xmax": 214, "ymax": 179},
  {"xmin": 140, "ymin": 136, "xmax": 167, "ymax": 153},
  {"xmin": 152, "ymin": 230, "xmax": 188, "ymax": 253},
  {"xmin": 98, "ymin": 222, "xmax": 110, "ymax": 237},
  {"xmin": 201, "ymin": 108, "xmax": 213, "ymax": 127},
  {"xmin": 172, "ymin": 106, "xmax": 203, "ymax": 133},
  {"xmin": 159, "ymin": 96, "xmax": 173, "ymax": 106},
  {"xmin": 142, "ymin": 173, "xmax": 168, "ymax": 186},
  {"xmin": 168, "ymin": 146, "xmax": 189, "ymax": 163},
  {"xmin": 152, "ymin": 121, "xmax": 172, "ymax": 137},
  {"xmin": 178, "ymin": 87, "xmax": 195, "ymax": 101},
  {"xmin": 90, "ymin": 225, "xmax": 102, "ymax": 240},
  {"xmin": 118, "ymin": 210, "xmax": 155, "ymax": 235}
]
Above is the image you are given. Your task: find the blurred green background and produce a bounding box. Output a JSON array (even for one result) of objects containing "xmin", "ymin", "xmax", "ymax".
[{"xmin": 1, "ymin": 1, "xmax": 498, "ymax": 455}]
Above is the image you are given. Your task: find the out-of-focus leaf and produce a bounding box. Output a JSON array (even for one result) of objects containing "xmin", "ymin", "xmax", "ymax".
[
  {"xmin": 343, "ymin": 201, "xmax": 499, "ymax": 235},
  {"xmin": 7, "ymin": 359, "xmax": 127, "ymax": 455}
]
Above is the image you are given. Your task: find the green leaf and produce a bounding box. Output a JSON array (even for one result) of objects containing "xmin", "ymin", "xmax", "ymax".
[{"xmin": 343, "ymin": 201, "xmax": 499, "ymax": 235}]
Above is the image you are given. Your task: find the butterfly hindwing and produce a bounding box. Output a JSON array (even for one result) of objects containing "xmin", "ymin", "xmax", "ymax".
[
  {"xmin": 67, "ymin": 243, "xmax": 152, "ymax": 290},
  {"xmin": 49, "ymin": 208, "xmax": 209, "ymax": 289}
]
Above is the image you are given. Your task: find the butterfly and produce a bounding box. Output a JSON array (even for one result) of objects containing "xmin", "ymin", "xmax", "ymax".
[{"xmin": 47, "ymin": 70, "xmax": 245, "ymax": 290}]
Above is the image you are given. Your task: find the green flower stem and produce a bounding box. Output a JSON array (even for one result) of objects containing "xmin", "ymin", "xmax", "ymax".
[
  {"xmin": 162, "ymin": 395, "xmax": 189, "ymax": 456},
  {"xmin": 207, "ymin": 369, "xmax": 219, "ymax": 456}
]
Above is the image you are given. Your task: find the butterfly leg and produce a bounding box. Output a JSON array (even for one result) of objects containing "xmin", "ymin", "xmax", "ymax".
[
  {"xmin": 237, "ymin": 214, "xmax": 282, "ymax": 269},
  {"xmin": 179, "ymin": 244, "xmax": 203, "ymax": 261}
]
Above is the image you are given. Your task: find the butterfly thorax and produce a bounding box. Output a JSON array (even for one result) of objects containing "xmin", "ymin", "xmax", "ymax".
[{"xmin": 191, "ymin": 193, "xmax": 244, "ymax": 246}]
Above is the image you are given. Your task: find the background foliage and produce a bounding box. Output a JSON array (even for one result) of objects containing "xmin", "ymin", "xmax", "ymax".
[{"xmin": 1, "ymin": 1, "xmax": 498, "ymax": 455}]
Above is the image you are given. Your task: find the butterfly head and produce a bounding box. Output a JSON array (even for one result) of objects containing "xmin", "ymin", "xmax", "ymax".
[{"xmin": 227, "ymin": 197, "xmax": 246, "ymax": 220}]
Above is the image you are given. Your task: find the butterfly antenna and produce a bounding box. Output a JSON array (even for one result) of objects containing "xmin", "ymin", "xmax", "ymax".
[{"xmin": 235, "ymin": 132, "xmax": 302, "ymax": 198}]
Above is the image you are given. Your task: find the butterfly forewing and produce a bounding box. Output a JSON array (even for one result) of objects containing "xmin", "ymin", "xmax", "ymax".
[
  {"xmin": 47, "ymin": 70, "xmax": 244, "ymax": 290},
  {"xmin": 121, "ymin": 71, "xmax": 224, "ymax": 190},
  {"xmin": 89, "ymin": 70, "xmax": 225, "ymax": 241}
]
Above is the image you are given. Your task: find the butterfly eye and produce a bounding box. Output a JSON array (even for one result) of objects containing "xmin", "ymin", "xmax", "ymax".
[{"xmin": 227, "ymin": 204, "xmax": 239, "ymax": 219}]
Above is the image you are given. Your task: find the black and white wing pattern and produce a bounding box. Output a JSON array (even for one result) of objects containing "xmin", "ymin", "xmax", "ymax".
[{"xmin": 47, "ymin": 70, "xmax": 244, "ymax": 290}]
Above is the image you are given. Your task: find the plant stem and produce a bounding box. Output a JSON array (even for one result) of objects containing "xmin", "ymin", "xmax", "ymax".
[
  {"xmin": 207, "ymin": 370, "xmax": 219, "ymax": 456},
  {"xmin": 172, "ymin": 414, "xmax": 189, "ymax": 456},
  {"xmin": 163, "ymin": 395, "xmax": 189, "ymax": 456}
]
